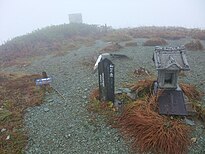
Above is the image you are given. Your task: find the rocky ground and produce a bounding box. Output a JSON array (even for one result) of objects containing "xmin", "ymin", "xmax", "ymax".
[{"xmin": 1, "ymin": 38, "xmax": 205, "ymax": 153}]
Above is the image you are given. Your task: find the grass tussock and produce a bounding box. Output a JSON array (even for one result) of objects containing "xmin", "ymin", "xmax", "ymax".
[
  {"xmin": 180, "ymin": 83, "xmax": 205, "ymax": 121},
  {"xmin": 143, "ymin": 38, "xmax": 168, "ymax": 46},
  {"xmin": 100, "ymin": 43, "xmax": 123, "ymax": 53},
  {"xmin": 103, "ymin": 31, "xmax": 133, "ymax": 42},
  {"xmin": 114, "ymin": 99, "xmax": 191, "ymax": 154},
  {"xmin": 80, "ymin": 55, "xmax": 97, "ymax": 68},
  {"xmin": 87, "ymin": 88, "xmax": 115, "ymax": 114},
  {"xmin": 180, "ymin": 83, "xmax": 203, "ymax": 101},
  {"xmin": 125, "ymin": 41, "xmax": 138, "ymax": 47},
  {"xmin": 133, "ymin": 67, "xmax": 151, "ymax": 77},
  {"xmin": 191, "ymin": 30, "xmax": 205, "ymax": 40},
  {"xmin": 128, "ymin": 79, "xmax": 154, "ymax": 98},
  {"xmin": 0, "ymin": 73, "xmax": 45, "ymax": 154},
  {"xmin": 185, "ymin": 40, "xmax": 204, "ymax": 51},
  {"xmin": 89, "ymin": 88, "xmax": 100, "ymax": 100},
  {"xmin": 127, "ymin": 26, "xmax": 187, "ymax": 40}
]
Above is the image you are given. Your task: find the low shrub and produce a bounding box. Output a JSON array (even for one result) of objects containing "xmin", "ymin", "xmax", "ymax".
[
  {"xmin": 185, "ymin": 40, "xmax": 204, "ymax": 51},
  {"xmin": 103, "ymin": 31, "xmax": 133, "ymax": 42},
  {"xmin": 0, "ymin": 73, "xmax": 46, "ymax": 154},
  {"xmin": 100, "ymin": 43, "xmax": 123, "ymax": 53},
  {"xmin": 143, "ymin": 38, "xmax": 168, "ymax": 46},
  {"xmin": 125, "ymin": 41, "xmax": 138, "ymax": 47},
  {"xmin": 115, "ymin": 100, "xmax": 191, "ymax": 154}
]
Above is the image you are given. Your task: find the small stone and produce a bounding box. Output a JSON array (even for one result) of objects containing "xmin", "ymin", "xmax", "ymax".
[
  {"xmin": 48, "ymin": 99, "xmax": 54, "ymax": 103},
  {"xmin": 6, "ymin": 135, "xmax": 10, "ymax": 140},
  {"xmin": 35, "ymin": 148, "xmax": 39, "ymax": 151},
  {"xmin": 118, "ymin": 88, "xmax": 131, "ymax": 93},
  {"xmin": 68, "ymin": 124, "xmax": 74, "ymax": 129},
  {"xmin": 44, "ymin": 108, "xmax": 49, "ymax": 112},
  {"xmin": 127, "ymin": 92, "xmax": 136, "ymax": 100},
  {"xmin": 191, "ymin": 137, "xmax": 197, "ymax": 143},
  {"xmin": 82, "ymin": 96, "xmax": 87, "ymax": 99},
  {"xmin": 84, "ymin": 88, "xmax": 88, "ymax": 91},
  {"xmin": 115, "ymin": 90, "xmax": 122, "ymax": 94},
  {"xmin": 65, "ymin": 134, "xmax": 71, "ymax": 139},
  {"xmin": 1, "ymin": 128, "xmax": 6, "ymax": 132},
  {"xmin": 184, "ymin": 117, "xmax": 195, "ymax": 126}
]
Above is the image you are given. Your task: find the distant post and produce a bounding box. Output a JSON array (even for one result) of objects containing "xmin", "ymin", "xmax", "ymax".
[
  {"xmin": 35, "ymin": 71, "xmax": 51, "ymax": 86},
  {"xmin": 98, "ymin": 58, "xmax": 115, "ymax": 102}
]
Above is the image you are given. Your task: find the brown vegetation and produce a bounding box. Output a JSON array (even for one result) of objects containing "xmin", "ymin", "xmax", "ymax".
[
  {"xmin": 133, "ymin": 67, "xmax": 150, "ymax": 77},
  {"xmin": 190, "ymin": 30, "xmax": 205, "ymax": 40},
  {"xmin": 0, "ymin": 24, "xmax": 104, "ymax": 67},
  {"xmin": 128, "ymin": 79, "xmax": 154, "ymax": 98},
  {"xmin": 180, "ymin": 83, "xmax": 203, "ymax": 101},
  {"xmin": 180, "ymin": 83, "xmax": 205, "ymax": 121},
  {"xmin": 103, "ymin": 31, "xmax": 133, "ymax": 42},
  {"xmin": 127, "ymin": 26, "xmax": 205, "ymax": 40},
  {"xmin": 1, "ymin": 25, "xmax": 205, "ymax": 67},
  {"xmin": 89, "ymin": 88, "xmax": 100, "ymax": 100},
  {"xmin": 100, "ymin": 43, "xmax": 123, "ymax": 53},
  {"xmin": 0, "ymin": 73, "xmax": 45, "ymax": 154},
  {"xmin": 87, "ymin": 80, "xmax": 200, "ymax": 154},
  {"xmin": 128, "ymin": 26, "xmax": 187, "ymax": 40},
  {"xmin": 87, "ymin": 88, "xmax": 116, "ymax": 120},
  {"xmin": 125, "ymin": 41, "xmax": 138, "ymax": 47},
  {"xmin": 80, "ymin": 55, "xmax": 97, "ymax": 69},
  {"xmin": 185, "ymin": 40, "xmax": 204, "ymax": 51},
  {"xmin": 114, "ymin": 98, "xmax": 191, "ymax": 154},
  {"xmin": 143, "ymin": 38, "xmax": 168, "ymax": 46}
]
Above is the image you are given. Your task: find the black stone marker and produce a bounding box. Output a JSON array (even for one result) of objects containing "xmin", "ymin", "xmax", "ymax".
[
  {"xmin": 158, "ymin": 90, "xmax": 187, "ymax": 116},
  {"xmin": 98, "ymin": 58, "xmax": 115, "ymax": 102}
]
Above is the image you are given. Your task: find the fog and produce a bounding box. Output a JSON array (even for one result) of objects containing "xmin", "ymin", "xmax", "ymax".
[{"xmin": 0, "ymin": 0, "xmax": 205, "ymax": 44}]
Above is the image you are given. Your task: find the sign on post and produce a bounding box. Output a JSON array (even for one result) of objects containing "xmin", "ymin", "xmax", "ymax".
[
  {"xmin": 36, "ymin": 77, "xmax": 52, "ymax": 86},
  {"xmin": 98, "ymin": 58, "xmax": 115, "ymax": 102}
]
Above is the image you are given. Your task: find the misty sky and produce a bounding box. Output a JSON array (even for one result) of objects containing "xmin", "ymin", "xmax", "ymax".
[{"xmin": 0, "ymin": 0, "xmax": 205, "ymax": 44}]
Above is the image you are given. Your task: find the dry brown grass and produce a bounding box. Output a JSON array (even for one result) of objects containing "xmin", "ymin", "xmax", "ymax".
[
  {"xmin": 143, "ymin": 38, "xmax": 168, "ymax": 46},
  {"xmin": 125, "ymin": 41, "xmax": 138, "ymax": 47},
  {"xmin": 0, "ymin": 73, "xmax": 45, "ymax": 154},
  {"xmin": 80, "ymin": 56, "xmax": 97, "ymax": 68},
  {"xmin": 89, "ymin": 88, "xmax": 100, "ymax": 100},
  {"xmin": 114, "ymin": 96, "xmax": 191, "ymax": 154},
  {"xmin": 180, "ymin": 83, "xmax": 205, "ymax": 121},
  {"xmin": 180, "ymin": 83, "xmax": 203, "ymax": 101},
  {"xmin": 127, "ymin": 27, "xmax": 186, "ymax": 40},
  {"xmin": 133, "ymin": 67, "xmax": 151, "ymax": 77},
  {"xmin": 87, "ymin": 81, "xmax": 199, "ymax": 154},
  {"xmin": 103, "ymin": 31, "xmax": 133, "ymax": 42},
  {"xmin": 87, "ymin": 90, "xmax": 116, "ymax": 121},
  {"xmin": 100, "ymin": 43, "xmax": 123, "ymax": 53},
  {"xmin": 185, "ymin": 40, "xmax": 204, "ymax": 51},
  {"xmin": 128, "ymin": 79, "xmax": 154, "ymax": 98},
  {"xmin": 191, "ymin": 30, "xmax": 205, "ymax": 40}
]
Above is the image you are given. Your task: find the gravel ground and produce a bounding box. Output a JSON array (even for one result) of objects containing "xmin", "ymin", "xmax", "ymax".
[{"xmin": 1, "ymin": 39, "xmax": 205, "ymax": 153}]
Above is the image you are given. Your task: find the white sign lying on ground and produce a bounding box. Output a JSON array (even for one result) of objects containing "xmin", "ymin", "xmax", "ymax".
[{"xmin": 35, "ymin": 77, "xmax": 52, "ymax": 86}]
